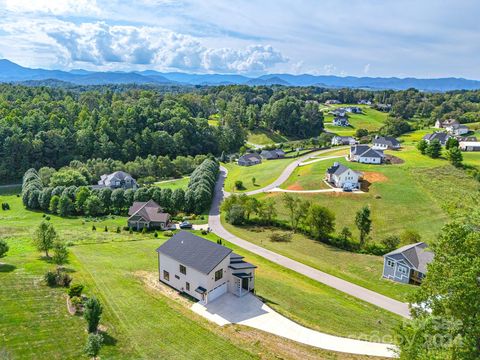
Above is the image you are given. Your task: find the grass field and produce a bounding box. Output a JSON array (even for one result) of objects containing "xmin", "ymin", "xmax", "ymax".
[
  {"xmin": 223, "ymin": 158, "xmax": 295, "ymax": 193},
  {"xmin": 260, "ymin": 146, "xmax": 480, "ymax": 242},
  {"xmin": 155, "ymin": 176, "xmax": 190, "ymax": 190},
  {"xmin": 247, "ymin": 128, "xmax": 289, "ymax": 145},
  {"xmin": 223, "ymin": 148, "xmax": 347, "ymax": 193},
  {"xmin": 323, "ymin": 106, "xmax": 388, "ymax": 137},
  {"xmin": 0, "ymin": 193, "xmax": 399, "ymax": 359},
  {"xmin": 222, "ymin": 222, "xmax": 415, "ymax": 302}
]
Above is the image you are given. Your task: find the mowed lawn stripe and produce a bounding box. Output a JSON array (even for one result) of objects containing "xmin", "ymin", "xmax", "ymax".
[{"xmin": 71, "ymin": 241, "xmax": 255, "ymax": 360}]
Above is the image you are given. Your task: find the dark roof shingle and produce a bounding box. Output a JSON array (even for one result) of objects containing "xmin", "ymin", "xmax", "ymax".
[{"xmin": 157, "ymin": 231, "xmax": 232, "ymax": 274}]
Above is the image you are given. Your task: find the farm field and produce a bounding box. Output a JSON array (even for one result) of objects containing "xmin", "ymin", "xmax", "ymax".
[
  {"xmin": 323, "ymin": 106, "xmax": 388, "ymax": 136},
  {"xmin": 0, "ymin": 192, "xmax": 400, "ymax": 359}
]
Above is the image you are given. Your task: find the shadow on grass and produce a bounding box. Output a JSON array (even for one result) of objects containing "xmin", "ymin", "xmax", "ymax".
[
  {"xmin": 0, "ymin": 263, "xmax": 16, "ymax": 272},
  {"xmin": 256, "ymin": 294, "xmax": 279, "ymax": 307},
  {"xmin": 100, "ymin": 331, "xmax": 118, "ymax": 346}
]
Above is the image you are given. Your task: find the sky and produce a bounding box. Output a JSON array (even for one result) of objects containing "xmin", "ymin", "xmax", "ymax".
[{"xmin": 0, "ymin": 0, "xmax": 479, "ymax": 79}]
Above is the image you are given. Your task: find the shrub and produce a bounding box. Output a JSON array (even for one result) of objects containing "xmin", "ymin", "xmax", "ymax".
[
  {"xmin": 235, "ymin": 180, "xmax": 244, "ymax": 190},
  {"xmin": 84, "ymin": 297, "xmax": 103, "ymax": 333},
  {"xmin": 0, "ymin": 239, "xmax": 9, "ymax": 258},
  {"xmin": 68, "ymin": 284, "xmax": 84, "ymax": 298},
  {"xmin": 201, "ymin": 229, "xmax": 208, "ymax": 235},
  {"xmin": 70, "ymin": 296, "xmax": 83, "ymax": 312},
  {"xmin": 116, "ymin": 226, "xmax": 121, "ymax": 233},
  {"xmin": 104, "ymin": 226, "xmax": 108, "ymax": 232},
  {"xmin": 154, "ymin": 231, "xmax": 158, "ymax": 238},
  {"xmin": 129, "ymin": 228, "xmax": 133, "ymax": 234},
  {"xmin": 92, "ymin": 225, "xmax": 96, "ymax": 231},
  {"xmin": 269, "ymin": 232, "xmax": 292, "ymax": 242},
  {"xmin": 84, "ymin": 333, "xmax": 103, "ymax": 359},
  {"xmin": 141, "ymin": 227, "xmax": 147, "ymax": 234},
  {"xmin": 381, "ymin": 235, "xmax": 401, "ymax": 252},
  {"xmin": 57, "ymin": 271, "xmax": 72, "ymax": 287},
  {"xmin": 163, "ymin": 230, "xmax": 173, "ymax": 237},
  {"xmin": 123, "ymin": 226, "xmax": 130, "ymax": 231},
  {"xmin": 44, "ymin": 271, "xmax": 57, "ymax": 286}
]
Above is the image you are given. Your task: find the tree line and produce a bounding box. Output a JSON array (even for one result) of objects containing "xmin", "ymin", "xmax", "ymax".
[{"xmin": 21, "ymin": 158, "xmax": 219, "ymax": 218}]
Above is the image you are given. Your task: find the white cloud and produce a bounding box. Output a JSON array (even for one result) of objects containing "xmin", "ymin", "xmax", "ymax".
[
  {"xmin": 2, "ymin": 0, "xmax": 101, "ymax": 16},
  {"xmin": 323, "ymin": 64, "xmax": 337, "ymax": 75},
  {"xmin": 51, "ymin": 22, "xmax": 287, "ymax": 73}
]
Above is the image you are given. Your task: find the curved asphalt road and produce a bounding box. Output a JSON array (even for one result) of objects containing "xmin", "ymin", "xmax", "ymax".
[{"xmin": 209, "ymin": 150, "xmax": 411, "ymax": 319}]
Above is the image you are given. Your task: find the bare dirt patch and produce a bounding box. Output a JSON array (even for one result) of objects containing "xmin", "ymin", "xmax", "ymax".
[
  {"xmin": 135, "ymin": 270, "xmax": 193, "ymax": 306},
  {"xmin": 286, "ymin": 182, "xmax": 304, "ymax": 191},
  {"xmin": 362, "ymin": 172, "xmax": 388, "ymax": 183},
  {"xmin": 385, "ymin": 154, "xmax": 404, "ymax": 164}
]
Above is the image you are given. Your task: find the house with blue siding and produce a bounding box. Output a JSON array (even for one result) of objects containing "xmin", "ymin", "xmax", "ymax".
[{"xmin": 382, "ymin": 242, "xmax": 434, "ymax": 285}]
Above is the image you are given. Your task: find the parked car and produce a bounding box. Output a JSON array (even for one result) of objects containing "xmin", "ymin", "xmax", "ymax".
[
  {"xmin": 179, "ymin": 221, "xmax": 192, "ymax": 229},
  {"xmin": 166, "ymin": 223, "xmax": 177, "ymax": 231}
]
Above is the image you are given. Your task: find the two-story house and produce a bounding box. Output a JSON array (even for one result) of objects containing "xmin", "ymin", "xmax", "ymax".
[{"xmin": 157, "ymin": 231, "xmax": 256, "ymax": 304}]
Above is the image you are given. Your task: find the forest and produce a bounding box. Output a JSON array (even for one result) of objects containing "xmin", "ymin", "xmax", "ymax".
[{"xmin": 1, "ymin": 83, "xmax": 480, "ymax": 182}]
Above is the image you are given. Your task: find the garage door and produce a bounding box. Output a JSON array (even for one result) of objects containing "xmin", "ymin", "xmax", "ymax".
[{"xmin": 208, "ymin": 282, "xmax": 227, "ymax": 302}]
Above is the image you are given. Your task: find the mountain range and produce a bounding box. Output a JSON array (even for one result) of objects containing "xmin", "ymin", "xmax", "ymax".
[{"xmin": 1, "ymin": 59, "xmax": 479, "ymax": 91}]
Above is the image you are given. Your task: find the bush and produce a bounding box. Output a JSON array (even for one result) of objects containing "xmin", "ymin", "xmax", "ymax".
[
  {"xmin": 44, "ymin": 271, "xmax": 57, "ymax": 286},
  {"xmin": 163, "ymin": 230, "xmax": 173, "ymax": 237},
  {"xmin": 381, "ymin": 235, "xmax": 401, "ymax": 252},
  {"xmin": 70, "ymin": 296, "xmax": 83, "ymax": 311},
  {"xmin": 235, "ymin": 180, "xmax": 244, "ymax": 190},
  {"xmin": 104, "ymin": 226, "xmax": 108, "ymax": 232},
  {"xmin": 0, "ymin": 239, "xmax": 9, "ymax": 258},
  {"xmin": 116, "ymin": 226, "xmax": 121, "ymax": 233},
  {"xmin": 201, "ymin": 229, "xmax": 208, "ymax": 235},
  {"xmin": 269, "ymin": 232, "xmax": 292, "ymax": 242},
  {"xmin": 84, "ymin": 333, "xmax": 103, "ymax": 359},
  {"xmin": 154, "ymin": 231, "xmax": 158, "ymax": 238},
  {"xmin": 44, "ymin": 268, "xmax": 72, "ymax": 287},
  {"xmin": 68, "ymin": 284, "xmax": 84, "ymax": 298},
  {"xmin": 141, "ymin": 227, "xmax": 147, "ymax": 234},
  {"xmin": 92, "ymin": 225, "xmax": 96, "ymax": 231},
  {"xmin": 84, "ymin": 297, "xmax": 103, "ymax": 333}
]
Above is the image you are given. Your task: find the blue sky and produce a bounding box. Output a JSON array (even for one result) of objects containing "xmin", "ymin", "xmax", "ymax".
[{"xmin": 0, "ymin": 0, "xmax": 479, "ymax": 78}]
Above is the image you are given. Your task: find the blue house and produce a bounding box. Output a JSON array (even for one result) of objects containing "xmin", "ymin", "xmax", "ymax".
[{"xmin": 382, "ymin": 242, "xmax": 434, "ymax": 285}]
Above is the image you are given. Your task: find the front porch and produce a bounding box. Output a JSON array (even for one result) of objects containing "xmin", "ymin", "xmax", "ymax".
[{"xmin": 232, "ymin": 273, "xmax": 254, "ymax": 297}]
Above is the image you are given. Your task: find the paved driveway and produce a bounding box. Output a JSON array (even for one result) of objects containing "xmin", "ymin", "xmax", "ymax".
[
  {"xmin": 191, "ymin": 293, "xmax": 397, "ymax": 358},
  {"xmin": 209, "ymin": 167, "xmax": 411, "ymax": 319}
]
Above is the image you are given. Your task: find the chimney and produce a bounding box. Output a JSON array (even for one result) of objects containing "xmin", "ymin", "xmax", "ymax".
[{"xmin": 333, "ymin": 162, "xmax": 339, "ymax": 167}]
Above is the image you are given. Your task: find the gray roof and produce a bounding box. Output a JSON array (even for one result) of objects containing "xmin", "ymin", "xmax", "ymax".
[
  {"xmin": 361, "ymin": 148, "xmax": 384, "ymax": 158},
  {"xmin": 239, "ymin": 153, "xmax": 262, "ymax": 162},
  {"xmin": 374, "ymin": 136, "xmax": 400, "ymax": 147},
  {"xmin": 157, "ymin": 231, "xmax": 232, "ymax": 274},
  {"xmin": 350, "ymin": 145, "xmax": 371, "ymax": 155},
  {"xmin": 423, "ymin": 132, "xmax": 450, "ymax": 144},
  {"xmin": 326, "ymin": 162, "xmax": 350, "ymax": 176},
  {"xmin": 385, "ymin": 242, "xmax": 434, "ymax": 274}
]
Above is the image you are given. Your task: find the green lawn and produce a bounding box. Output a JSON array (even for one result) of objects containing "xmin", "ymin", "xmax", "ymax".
[
  {"xmin": 223, "ymin": 158, "xmax": 295, "ymax": 193},
  {"xmin": 247, "ymin": 129, "xmax": 289, "ymax": 145},
  {"xmin": 222, "ymin": 222, "xmax": 415, "ymax": 302},
  {"xmin": 261, "ymin": 145, "xmax": 480, "ymax": 243},
  {"xmin": 324, "ymin": 107, "xmax": 388, "ymax": 137},
  {"xmin": 155, "ymin": 176, "xmax": 190, "ymax": 190},
  {"xmin": 0, "ymin": 193, "xmax": 399, "ymax": 358}
]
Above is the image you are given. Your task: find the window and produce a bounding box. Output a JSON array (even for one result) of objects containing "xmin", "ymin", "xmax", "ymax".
[
  {"xmin": 387, "ymin": 260, "xmax": 394, "ymax": 267},
  {"xmin": 214, "ymin": 269, "xmax": 223, "ymax": 281},
  {"xmin": 179, "ymin": 264, "xmax": 186, "ymax": 275},
  {"xmin": 186, "ymin": 282, "xmax": 190, "ymax": 291},
  {"xmin": 175, "ymin": 275, "xmax": 180, "ymax": 280},
  {"xmin": 163, "ymin": 270, "xmax": 169, "ymax": 281},
  {"xmin": 398, "ymin": 266, "xmax": 408, "ymax": 275}
]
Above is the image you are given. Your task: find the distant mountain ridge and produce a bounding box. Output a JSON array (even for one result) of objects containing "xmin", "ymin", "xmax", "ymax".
[{"xmin": 1, "ymin": 59, "xmax": 479, "ymax": 91}]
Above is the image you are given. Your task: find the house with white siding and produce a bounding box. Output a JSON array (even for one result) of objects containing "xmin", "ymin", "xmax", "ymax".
[
  {"xmin": 325, "ymin": 162, "xmax": 361, "ymax": 190},
  {"xmin": 156, "ymin": 231, "xmax": 256, "ymax": 304},
  {"xmin": 349, "ymin": 145, "xmax": 384, "ymax": 164}
]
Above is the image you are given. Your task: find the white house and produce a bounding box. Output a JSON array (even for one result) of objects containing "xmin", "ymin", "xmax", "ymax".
[
  {"xmin": 459, "ymin": 141, "xmax": 480, "ymax": 152},
  {"xmin": 372, "ymin": 136, "xmax": 401, "ymax": 150},
  {"xmin": 325, "ymin": 162, "xmax": 361, "ymax": 190},
  {"xmin": 349, "ymin": 145, "xmax": 384, "ymax": 164},
  {"xmin": 96, "ymin": 171, "xmax": 138, "ymax": 190},
  {"xmin": 447, "ymin": 124, "xmax": 469, "ymax": 136},
  {"xmin": 331, "ymin": 136, "xmax": 357, "ymax": 146},
  {"xmin": 156, "ymin": 231, "xmax": 256, "ymax": 304}
]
